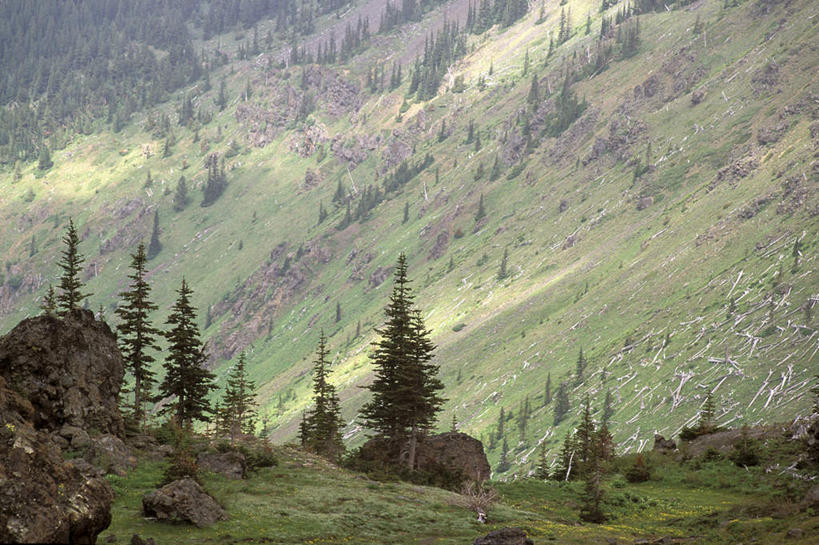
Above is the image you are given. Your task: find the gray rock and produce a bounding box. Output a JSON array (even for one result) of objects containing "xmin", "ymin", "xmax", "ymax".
[
  {"xmin": 0, "ymin": 309, "xmax": 124, "ymax": 437},
  {"xmin": 786, "ymin": 528, "xmax": 805, "ymax": 539},
  {"xmin": 85, "ymin": 434, "xmax": 138, "ymax": 476},
  {"xmin": 142, "ymin": 478, "xmax": 228, "ymax": 528},
  {"xmin": 197, "ymin": 451, "xmax": 247, "ymax": 480}
]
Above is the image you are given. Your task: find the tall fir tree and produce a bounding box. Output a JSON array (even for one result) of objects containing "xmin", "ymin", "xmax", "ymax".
[
  {"xmin": 56, "ymin": 218, "xmax": 91, "ymax": 316},
  {"xmin": 41, "ymin": 284, "xmax": 56, "ymax": 314},
  {"xmin": 544, "ymin": 372, "xmax": 552, "ymax": 406},
  {"xmin": 159, "ymin": 278, "xmax": 216, "ymax": 427},
  {"xmin": 536, "ymin": 442, "xmax": 549, "ymax": 479},
  {"xmin": 361, "ymin": 253, "xmax": 445, "ymax": 469},
  {"xmin": 221, "ymin": 351, "xmax": 258, "ymax": 444},
  {"xmin": 303, "ymin": 331, "xmax": 345, "ymax": 461},
  {"xmin": 575, "ymin": 347, "xmax": 587, "ymax": 384},
  {"xmin": 116, "ymin": 242, "xmax": 160, "ymax": 426},
  {"xmin": 554, "ymin": 381, "xmax": 570, "ymax": 425},
  {"xmin": 147, "ymin": 210, "xmax": 162, "ymax": 260},
  {"xmin": 173, "ymin": 176, "xmax": 190, "ymax": 212}
]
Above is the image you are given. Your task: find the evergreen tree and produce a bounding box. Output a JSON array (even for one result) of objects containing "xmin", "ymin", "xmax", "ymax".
[
  {"xmin": 303, "ymin": 331, "xmax": 345, "ymax": 461},
  {"xmin": 575, "ymin": 395, "xmax": 596, "ymax": 475},
  {"xmin": 554, "ymin": 430, "xmax": 578, "ymax": 480},
  {"xmin": 173, "ymin": 176, "xmax": 190, "ymax": 212},
  {"xmin": 56, "ymin": 218, "xmax": 91, "ymax": 316},
  {"xmin": 544, "ymin": 372, "xmax": 552, "ymax": 406},
  {"xmin": 116, "ymin": 242, "xmax": 161, "ymax": 427},
  {"xmin": 147, "ymin": 210, "xmax": 162, "ymax": 260},
  {"xmin": 575, "ymin": 347, "xmax": 587, "ymax": 384},
  {"xmin": 41, "ymin": 284, "xmax": 57, "ymax": 314},
  {"xmin": 602, "ymin": 388, "xmax": 614, "ymax": 424},
  {"xmin": 361, "ymin": 254, "xmax": 445, "ymax": 469},
  {"xmin": 335, "ymin": 301, "xmax": 342, "ymax": 323},
  {"xmin": 475, "ymin": 194, "xmax": 486, "ymax": 221},
  {"xmin": 527, "ymin": 74, "xmax": 540, "ymax": 105},
  {"xmin": 553, "ymin": 381, "xmax": 570, "ymax": 425},
  {"xmin": 159, "ymin": 278, "xmax": 216, "ymax": 427},
  {"xmin": 221, "ymin": 351, "xmax": 258, "ymax": 444},
  {"xmin": 217, "ymin": 77, "xmax": 228, "ymax": 111},
  {"xmin": 497, "ymin": 437, "xmax": 510, "ymax": 472},
  {"xmin": 495, "ymin": 406, "xmax": 505, "ymax": 440},
  {"xmin": 403, "ymin": 202, "xmax": 410, "ymax": 223},
  {"xmin": 536, "ymin": 442, "xmax": 549, "ymax": 479},
  {"xmin": 497, "ymin": 248, "xmax": 509, "ymax": 280},
  {"xmin": 38, "ymin": 145, "xmax": 53, "ymax": 170}
]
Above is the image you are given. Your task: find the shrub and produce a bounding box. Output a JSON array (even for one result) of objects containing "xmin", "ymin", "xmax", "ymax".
[{"xmin": 625, "ymin": 453, "xmax": 651, "ymax": 483}]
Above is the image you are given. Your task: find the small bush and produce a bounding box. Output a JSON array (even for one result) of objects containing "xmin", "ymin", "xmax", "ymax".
[{"xmin": 625, "ymin": 454, "xmax": 651, "ymax": 483}]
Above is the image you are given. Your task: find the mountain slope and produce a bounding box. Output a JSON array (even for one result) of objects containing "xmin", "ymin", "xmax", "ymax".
[{"xmin": 0, "ymin": 0, "xmax": 816, "ymax": 476}]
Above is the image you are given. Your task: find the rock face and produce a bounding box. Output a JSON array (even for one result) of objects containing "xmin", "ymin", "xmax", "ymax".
[
  {"xmin": 360, "ymin": 432, "xmax": 491, "ymax": 483},
  {"xmin": 84, "ymin": 434, "xmax": 138, "ymax": 476},
  {"xmin": 142, "ymin": 478, "xmax": 228, "ymax": 528},
  {"xmin": 0, "ymin": 309, "xmax": 124, "ymax": 437},
  {"xmin": 196, "ymin": 451, "xmax": 247, "ymax": 480},
  {"xmin": 473, "ymin": 527, "xmax": 534, "ymax": 545},
  {"xmin": 652, "ymin": 434, "xmax": 677, "ymax": 453},
  {"xmin": 416, "ymin": 432, "xmax": 492, "ymax": 483},
  {"xmin": 0, "ymin": 376, "xmax": 114, "ymax": 544}
]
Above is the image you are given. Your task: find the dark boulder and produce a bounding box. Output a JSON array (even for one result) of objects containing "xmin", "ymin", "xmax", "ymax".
[
  {"xmin": 0, "ymin": 376, "xmax": 113, "ymax": 544},
  {"xmin": 652, "ymin": 434, "xmax": 677, "ymax": 453},
  {"xmin": 196, "ymin": 451, "xmax": 247, "ymax": 480},
  {"xmin": 0, "ymin": 309, "xmax": 124, "ymax": 437},
  {"xmin": 142, "ymin": 478, "xmax": 228, "ymax": 528},
  {"xmin": 84, "ymin": 434, "xmax": 138, "ymax": 476},
  {"xmin": 473, "ymin": 527, "xmax": 534, "ymax": 545}
]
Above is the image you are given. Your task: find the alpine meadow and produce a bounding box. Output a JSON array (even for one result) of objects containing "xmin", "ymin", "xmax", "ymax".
[{"xmin": 0, "ymin": 0, "xmax": 817, "ymax": 543}]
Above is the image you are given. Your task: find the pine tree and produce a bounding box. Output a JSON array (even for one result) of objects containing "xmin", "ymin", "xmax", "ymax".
[
  {"xmin": 553, "ymin": 382, "xmax": 570, "ymax": 425},
  {"xmin": 41, "ymin": 284, "xmax": 57, "ymax": 314},
  {"xmin": 475, "ymin": 194, "xmax": 486, "ymax": 221},
  {"xmin": 361, "ymin": 254, "xmax": 445, "ymax": 469},
  {"xmin": 403, "ymin": 202, "xmax": 410, "ymax": 223},
  {"xmin": 495, "ymin": 407, "xmax": 505, "ymax": 440},
  {"xmin": 38, "ymin": 145, "xmax": 53, "ymax": 170},
  {"xmin": 497, "ymin": 248, "xmax": 509, "ymax": 280},
  {"xmin": 544, "ymin": 372, "xmax": 552, "ymax": 406},
  {"xmin": 335, "ymin": 301, "xmax": 342, "ymax": 322},
  {"xmin": 116, "ymin": 242, "xmax": 161, "ymax": 427},
  {"xmin": 56, "ymin": 218, "xmax": 91, "ymax": 316},
  {"xmin": 575, "ymin": 395, "xmax": 596, "ymax": 476},
  {"xmin": 221, "ymin": 351, "xmax": 258, "ymax": 445},
  {"xmin": 217, "ymin": 77, "xmax": 228, "ymax": 111},
  {"xmin": 536, "ymin": 442, "xmax": 549, "ymax": 479},
  {"xmin": 147, "ymin": 210, "xmax": 162, "ymax": 260},
  {"xmin": 173, "ymin": 176, "xmax": 189, "ymax": 212},
  {"xmin": 303, "ymin": 331, "xmax": 345, "ymax": 461},
  {"xmin": 497, "ymin": 437, "xmax": 510, "ymax": 472},
  {"xmin": 159, "ymin": 278, "xmax": 216, "ymax": 427},
  {"xmin": 602, "ymin": 388, "xmax": 614, "ymax": 424},
  {"xmin": 554, "ymin": 430, "xmax": 578, "ymax": 480},
  {"xmin": 575, "ymin": 347, "xmax": 587, "ymax": 384}
]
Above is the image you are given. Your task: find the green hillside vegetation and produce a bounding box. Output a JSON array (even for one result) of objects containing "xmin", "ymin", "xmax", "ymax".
[{"xmin": 0, "ymin": 0, "xmax": 816, "ymax": 482}]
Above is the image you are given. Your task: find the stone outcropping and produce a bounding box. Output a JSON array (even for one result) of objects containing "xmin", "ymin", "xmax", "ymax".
[
  {"xmin": 359, "ymin": 432, "xmax": 491, "ymax": 483},
  {"xmin": 142, "ymin": 478, "xmax": 228, "ymax": 528},
  {"xmin": 0, "ymin": 376, "xmax": 114, "ymax": 544},
  {"xmin": 652, "ymin": 434, "xmax": 677, "ymax": 453},
  {"xmin": 84, "ymin": 434, "xmax": 138, "ymax": 476},
  {"xmin": 196, "ymin": 451, "xmax": 247, "ymax": 480},
  {"xmin": 0, "ymin": 309, "xmax": 124, "ymax": 437}
]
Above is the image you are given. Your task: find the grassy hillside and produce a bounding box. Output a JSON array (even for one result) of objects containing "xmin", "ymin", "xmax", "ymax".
[
  {"xmin": 98, "ymin": 438, "xmax": 819, "ymax": 544},
  {"xmin": 0, "ymin": 0, "xmax": 816, "ymax": 477}
]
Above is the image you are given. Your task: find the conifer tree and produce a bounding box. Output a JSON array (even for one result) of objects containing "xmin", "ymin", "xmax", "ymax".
[
  {"xmin": 475, "ymin": 194, "xmax": 486, "ymax": 221},
  {"xmin": 116, "ymin": 242, "xmax": 160, "ymax": 426},
  {"xmin": 147, "ymin": 210, "xmax": 162, "ymax": 260},
  {"xmin": 303, "ymin": 331, "xmax": 345, "ymax": 461},
  {"xmin": 159, "ymin": 278, "xmax": 216, "ymax": 427},
  {"xmin": 361, "ymin": 254, "xmax": 445, "ymax": 469},
  {"xmin": 56, "ymin": 218, "xmax": 91, "ymax": 316},
  {"xmin": 335, "ymin": 301, "xmax": 342, "ymax": 322},
  {"xmin": 173, "ymin": 176, "xmax": 190, "ymax": 212},
  {"xmin": 536, "ymin": 442, "xmax": 549, "ymax": 479},
  {"xmin": 544, "ymin": 372, "xmax": 552, "ymax": 406},
  {"xmin": 495, "ymin": 406, "xmax": 505, "ymax": 441},
  {"xmin": 497, "ymin": 248, "xmax": 509, "ymax": 280},
  {"xmin": 602, "ymin": 388, "xmax": 614, "ymax": 424},
  {"xmin": 38, "ymin": 145, "xmax": 53, "ymax": 170},
  {"xmin": 527, "ymin": 74, "xmax": 540, "ymax": 105},
  {"xmin": 575, "ymin": 395, "xmax": 596, "ymax": 475},
  {"xmin": 497, "ymin": 437, "xmax": 510, "ymax": 472},
  {"xmin": 41, "ymin": 284, "xmax": 56, "ymax": 314},
  {"xmin": 221, "ymin": 351, "xmax": 258, "ymax": 444},
  {"xmin": 575, "ymin": 347, "xmax": 587, "ymax": 384},
  {"xmin": 554, "ymin": 430, "xmax": 578, "ymax": 480},
  {"xmin": 554, "ymin": 381, "xmax": 570, "ymax": 425}
]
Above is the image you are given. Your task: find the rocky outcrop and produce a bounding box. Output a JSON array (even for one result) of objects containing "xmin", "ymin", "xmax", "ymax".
[
  {"xmin": 0, "ymin": 309, "xmax": 124, "ymax": 437},
  {"xmin": 0, "ymin": 376, "xmax": 113, "ymax": 544},
  {"xmin": 196, "ymin": 451, "xmax": 247, "ymax": 480},
  {"xmin": 652, "ymin": 434, "xmax": 677, "ymax": 453},
  {"xmin": 84, "ymin": 434, "xmax": 138, "ymax": 476},
  {"xmin": 142, "ymin": 478, "xmax": 228, "ymax": 528},
  {"xmin": 473, "ymin": 527, "xmax": 534, "ymax": 545},
  {"xmin": 416, "ymin": 432, "xmax": 492, "ymax": 483},
  {"xmin": 359, "ymin": 432, "xmax": 491, "ymax": 483}
]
